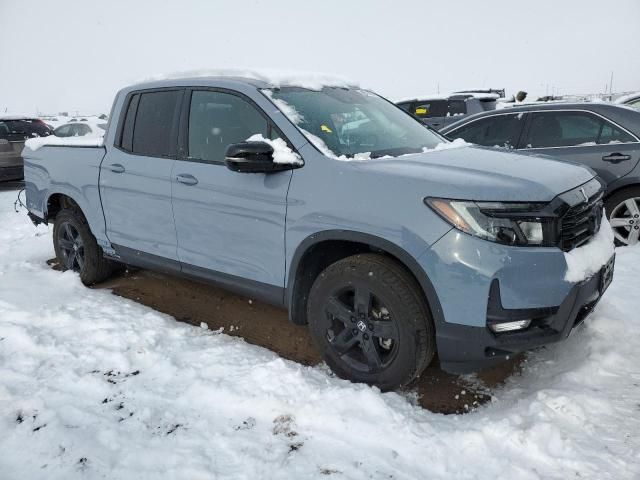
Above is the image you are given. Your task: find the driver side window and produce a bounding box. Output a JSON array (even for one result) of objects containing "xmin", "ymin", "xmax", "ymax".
[{"xmin": 188, "ymin": 91, "xmax": 269, "ymax": 162}]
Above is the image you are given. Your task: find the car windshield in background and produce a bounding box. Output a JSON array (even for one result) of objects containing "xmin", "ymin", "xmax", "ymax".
[{"xmin": 266, "ymin": 87, "xmax": 443, "ymax": 158}]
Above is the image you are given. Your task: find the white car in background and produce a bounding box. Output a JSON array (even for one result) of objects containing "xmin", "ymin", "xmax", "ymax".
[{"xmin": 53, "ymin": 121, "xmax": 107, "ymax": 138}]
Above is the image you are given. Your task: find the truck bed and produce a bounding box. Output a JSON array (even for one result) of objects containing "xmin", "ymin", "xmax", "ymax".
[{"xmin": 23, "ymin": 141, "xmax": 108, "ymax": 244}]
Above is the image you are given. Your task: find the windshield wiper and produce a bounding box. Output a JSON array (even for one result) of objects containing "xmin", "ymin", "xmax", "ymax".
[{"xmin": 368, "ymin": 147, "xmax": 422, "ymax": 158}]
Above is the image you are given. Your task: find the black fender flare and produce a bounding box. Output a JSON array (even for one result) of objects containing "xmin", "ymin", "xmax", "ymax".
[{"xmin": 285, "ymin": 230, "xmax": 445, "ymax": 328}]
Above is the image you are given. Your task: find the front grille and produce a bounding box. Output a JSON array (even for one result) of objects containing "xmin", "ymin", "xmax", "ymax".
[{"xmin": 560, "ymin": 191, "xmax": 604, "ymax": 251}]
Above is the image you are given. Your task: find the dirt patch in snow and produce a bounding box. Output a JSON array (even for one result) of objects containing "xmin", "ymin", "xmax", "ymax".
[{"xmin": 46, "ymin": 257, "xmax": 521, "ymax": 414}]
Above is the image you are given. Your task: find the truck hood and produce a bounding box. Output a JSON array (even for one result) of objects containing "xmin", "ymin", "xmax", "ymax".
[{"xmin": 358, "ymin": 146, "xmax": 596, "ymax": 202}]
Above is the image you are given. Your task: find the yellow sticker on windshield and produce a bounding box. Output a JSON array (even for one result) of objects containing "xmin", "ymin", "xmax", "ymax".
[
  {"xmin": 415, "ymin": 107, "xmax": 428, "ymax": 115},
  {"xmin": 320, "ymin": 124, "xmax": 333, "ymax": 133}
]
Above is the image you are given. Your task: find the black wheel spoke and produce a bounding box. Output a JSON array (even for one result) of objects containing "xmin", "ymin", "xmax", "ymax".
[
  {"xmin": 326, "ymin": 296, "xmax": 354, "ymax": 324},
  {"xmin": 370, "ymin": 320, "xmax": 398, "ymax": 340},
  {"xmin": 64, "ymin": 223, "xmax": 75, "ymax": 241},
  {"xmin": 354, "ymin": 287, "xmax": 371, "ymax": 317},
  {"xmin": 66, "ymin": 251, "xmax": 77, "ymax": 270},
  {"xmin": 58, "ymin": 238, "xmax": 74, "ymax": 251},
  {"xmin": 331, "ymin": 328, "xmax": 358, "ymax": 355},
  {"xmin": 361, "ymin": 339, "xmax": 382, "ymax": 370},
  {"xmin": 75, "ymin": 250, "xmax": 85, "ymax": 271}
]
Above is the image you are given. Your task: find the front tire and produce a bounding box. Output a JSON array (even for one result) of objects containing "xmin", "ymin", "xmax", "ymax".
[
  {"xmin": 53, "ymin": 208, "xmax": 116, "ymax": 285},
  {"xmin": 605, "ymin": 187, "xmax": 640, "ymax": 246},
  {"xmin": 307, "ymin": 253, "xmax": 435, "ymax": 391}
]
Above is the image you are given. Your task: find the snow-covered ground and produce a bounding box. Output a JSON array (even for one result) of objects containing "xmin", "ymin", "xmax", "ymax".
[{"xmin": 0, "ymin": 189, "xmax": 639, "ymax": 480}]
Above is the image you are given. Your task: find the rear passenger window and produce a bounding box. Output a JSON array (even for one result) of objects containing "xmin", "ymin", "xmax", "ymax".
[
  {"xmin": 188, "ymin": 91, "xmax": 269, "ymax": 162},
  {"xmin": 598, "ymin": 121, "xmax": 635, "ymax": 144},
  {"xmin": 132, "ymin": 91, "xmax": 180, "ymax": 157},
  {"xmin": 524, "ymin": 111, "xmax": 636, "ymax": 148},
  {"xmin": 525, "ymin": 112, "xmax": 600, "ymax": 148}
]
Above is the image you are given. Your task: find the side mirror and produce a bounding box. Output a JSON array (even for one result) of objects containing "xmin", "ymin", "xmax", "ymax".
[{"xmin": 225, "ymin": 141, "xmax": 288, "ymax": 173}]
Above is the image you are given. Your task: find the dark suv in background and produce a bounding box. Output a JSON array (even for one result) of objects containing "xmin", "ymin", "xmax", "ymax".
[
  {"xmin": 396, "ymin": 92, "xmax": 499, "ymax": 130},
  {"xmin": 441, "ymin": 103, "xmax": 640, "ymax": 246},
  {"xmin": 0, "ymin": 116, "xmax": 53, "ymax": 181}
]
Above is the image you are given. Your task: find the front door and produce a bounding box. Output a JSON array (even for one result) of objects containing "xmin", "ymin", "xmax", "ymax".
[
  {"xmin": 519, "ymin": 110, "xmax": 640, "ymax": 185},
  {"xmin": 100, "ymin": 89, "xmax": 183, "ymax": 261},
  {"xmin": 171, "ymin": 89, "xmax": 292, "ymax": 296}
]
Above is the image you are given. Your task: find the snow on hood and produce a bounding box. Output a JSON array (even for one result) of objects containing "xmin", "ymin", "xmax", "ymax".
[
  {"xmin": 359, "ymin": 146, "xmax": 596, "ymax": 202},
  {"xmin": 140, "ymin": 68, "xmax": 356, "ymax": 91},
  {"xmin": 564, "ymin": 214, "xmax": 615, "ymax": 283},
  {"xmin": 246, "ymin": 134, "xmax": 302, "ymax": 165},
  {"xmin": 24, "ymin": 135, "xmax": 104, "ymax": 151}
]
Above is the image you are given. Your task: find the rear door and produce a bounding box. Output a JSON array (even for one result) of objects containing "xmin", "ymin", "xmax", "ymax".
[
  {"xmin": 171, "ymin": 88, "xmax": 292, "ymax": 295},
  {"xmin": 519, "ymin": 110, "xmax": 640, "ymax": 184},
  {"xmin": 100, "ymin": 89, "xmax": 183, "ymax": 261}
]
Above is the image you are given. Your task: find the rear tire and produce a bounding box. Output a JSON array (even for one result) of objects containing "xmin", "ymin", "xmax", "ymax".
[
  {"xmin": 53, "ymin": 208, "xmax": 116, "ymax": 285},
  {"xmin": 307, "ymin": 253, "xmax": 435, "ymax": 391},
  {"xmin": 605, "ymin": 187, "xmax": 640, "ymax": 246}
]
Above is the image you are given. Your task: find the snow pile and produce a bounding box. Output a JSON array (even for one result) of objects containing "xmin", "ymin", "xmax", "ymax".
[
  {"xmin": 24, "ymin": 135, "xmax": 104, "ymax": 151},
  {"xmin": 141, "ymin": 68, "xmax": 356, "ymax": 91},
  {"xmin": 246, "ymin": 134, "xmax": 302, "ymax": 165},
  {"xmin": 1, "ymin": 191, "xmax": 640, "ymax": 479},
  {"xmin": 564, "ymin": 214, "xmax": 615, "ymax": 282}
]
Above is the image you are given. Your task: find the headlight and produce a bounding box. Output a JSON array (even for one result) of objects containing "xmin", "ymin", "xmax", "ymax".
[{"xmin": 425, "ymin": 198, "xmax": 552, "ymax": 246}]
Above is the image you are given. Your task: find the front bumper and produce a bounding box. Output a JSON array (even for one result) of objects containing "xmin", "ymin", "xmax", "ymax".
[
  {"xmin": 436, "ymin": 258, "xmax": 612, "ymax": 373},
  {"xmin": 417, "ymin": 228, "xmax": 614, "ymax": 374}
]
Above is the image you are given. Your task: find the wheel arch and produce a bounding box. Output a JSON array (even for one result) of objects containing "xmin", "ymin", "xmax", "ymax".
[
  {"xmin": 45, "ymin": 192, "xmax": 84, "ymax": 222},
  {"xmin": 604, "ymin": 181, "xmax": 640, "ymax": 206},
  {"xmin": 286, "ymin": 230, "xmax": 445, "ymax": 328}
]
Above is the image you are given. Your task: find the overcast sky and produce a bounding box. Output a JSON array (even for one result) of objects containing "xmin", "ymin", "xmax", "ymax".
[{"xmin": 1, "ymin": 0, "xmax": 639, "ymax": 115}]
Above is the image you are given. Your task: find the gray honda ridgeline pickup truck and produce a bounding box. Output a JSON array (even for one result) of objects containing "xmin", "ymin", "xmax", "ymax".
[{"xmin": 23, "ymin": 75, "xmax": 615, "ymax": 391}]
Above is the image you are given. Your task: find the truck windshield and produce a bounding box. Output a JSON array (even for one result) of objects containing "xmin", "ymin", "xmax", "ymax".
[{"xmin": 265, "ymin": 87, "xmax": 444, "ymax": 158}]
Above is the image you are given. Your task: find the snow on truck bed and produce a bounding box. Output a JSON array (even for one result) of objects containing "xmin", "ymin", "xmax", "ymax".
[
  {"xmin": 1, "ymin": 189, "xmax": 639, "ymax": 479},
  {"xmin": 24, "ymin": 135, "xmax": 104, "ymax": 151}
]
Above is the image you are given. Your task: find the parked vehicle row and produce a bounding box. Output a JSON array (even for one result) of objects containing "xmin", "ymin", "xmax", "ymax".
[
  {"xmin": 23, "ymin": 75, "xmax": 615, "ymax": 391},
  {"xmin": 440, "ymin": 102, "xmax": 640, "ymax": 246},
  {"xmin": 0, "ymin": 116, "xmax": 53, "ymax": 182},
  {"xmin": 396, "ymin": 92, "xmax": 499, "ymax": 130}
]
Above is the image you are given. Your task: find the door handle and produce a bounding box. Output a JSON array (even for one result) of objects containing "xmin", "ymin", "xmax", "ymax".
[
  {"xmin": 175, "ymin": 173, "xmax": 198, "ymax": 186},
  {"xmin": 107, "ymin": 163, "xmax": 125, "ymax": 173},
  {"xmin": 602, "ymin": 153, "xmax": 631, "ymax": 163}
]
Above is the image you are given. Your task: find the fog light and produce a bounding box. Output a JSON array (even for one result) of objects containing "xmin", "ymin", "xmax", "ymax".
[{"xmin": 489, "ymin": 319, "xmax": 531, "ymax": 333}]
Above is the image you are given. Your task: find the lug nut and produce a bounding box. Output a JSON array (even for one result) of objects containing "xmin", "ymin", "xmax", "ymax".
[{"xmin": 363, "ymin": 333, "xmax": 369, "ymax": 340}]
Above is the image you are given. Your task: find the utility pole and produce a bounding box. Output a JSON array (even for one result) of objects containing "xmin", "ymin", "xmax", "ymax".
[{"xmin": 609, "ymin": 71, "xmax": 614, "ymax": 95}]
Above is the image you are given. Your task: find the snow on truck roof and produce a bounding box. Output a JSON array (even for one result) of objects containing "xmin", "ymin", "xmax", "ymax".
[{"xmin": 136, "ymin": 69, "xmax": 358, "ymax": 91}]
